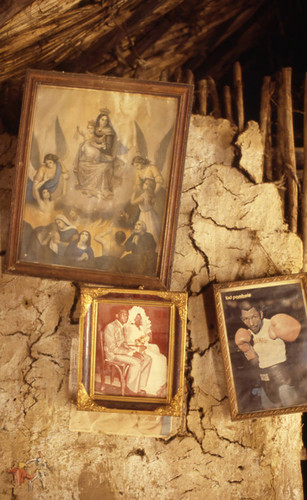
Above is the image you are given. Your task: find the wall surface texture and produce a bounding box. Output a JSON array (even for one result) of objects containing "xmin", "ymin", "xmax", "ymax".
[{"xmin": 0, "ymin": 114, "xmax": 304, "ymax": 499}]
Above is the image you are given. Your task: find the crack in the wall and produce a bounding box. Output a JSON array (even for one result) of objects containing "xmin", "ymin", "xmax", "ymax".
[
  {"xmin": 184, "ymin": 270, "xmax": 198, "ymax": 293},
  {"xmin": 21, "ymin": 333, "xmax": 44, "ymax": 415},
  {"xmin": 174, "ymin": 250, "xmax": 188, "ymax": 258},
  {"xmin": 10, "ymin": 487, "xmax": 17, "ymax": 500},
  {"xmin": 214, "ymin": 172, "xmax": 241, "ymax": 197},
  {"xmin": 46, "ymin": 316, "xmax": 62, "ymax": 337},
  {"xmin": 167, "ymin": 473, "xmax": 182, "ymax": 482},
  {"xmin": 36, "ymin": 351, "xmax": 61, "ymax": 366},
  {"xmin": 57, "ymin": 377, "xmax": 64, "ymax": 393},
  {"xmin": 201, "ymin": 164, "xmax": 223, "ymax": 181},
  {"xmin": 214, "ymin": 429, "xmax": 249, "ymax": 451},
  {"xmin": 0, "ymin": 330, "xmax": 28, "ymax": 337},
  {"xmin": 188, "ymin": 198, "xmax": 210, "ymax": 278},
  {"xmin": 183, "ymin": 323, "xmax": 195, "ymax": 430},
  {"xmin": 238, "ymin": 210, "xmax": 250, "ymax": 221},
  {"xmin": 70, "ymin": 282, "xmax": 80, "ymax": 324},
  {"xmin": 253, "ymin": 235, "xmax": 281, "ymax": 274},
  {"xmin": 179, "ymin": 488, "xmax": 194, "ymax": 497},
  {"xmin": 198, "ymin": 213, "xmax": 248, "ymax": 232},
  {"xmin": 126, "ymin": 447, "xmax": 147, "ymax": 460},
  {"xmin": 192, "ymin": 337, "xmax": 219, "ymax": 357},
  {"xmin": 242, "ymin": 195, "xmax": 258, "ymax": 207},
  {"xmin": 182, "ymin": 179, "xmax": 205, "ymax": 193}
]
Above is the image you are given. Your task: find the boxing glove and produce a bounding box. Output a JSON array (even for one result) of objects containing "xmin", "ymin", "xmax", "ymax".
[
  {"xmin": 268, "ymin": 313, "xmax": 301, "ymax": 342},
  {"xmin": 235, "ymin": 328, "xmax": 257, "ymax": 360}
]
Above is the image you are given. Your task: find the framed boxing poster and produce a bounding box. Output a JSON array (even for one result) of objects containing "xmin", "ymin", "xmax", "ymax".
[
  {"xmin": 77, "ymin": 286, "xmax": 187, "ymax": 415},
  {"xmin": 6, "ymin": 69, "xmax": 193, "ymax": 290},
  {"xmin": 214, "ymin": 273, "xmax": 307, "ymax": 419}
]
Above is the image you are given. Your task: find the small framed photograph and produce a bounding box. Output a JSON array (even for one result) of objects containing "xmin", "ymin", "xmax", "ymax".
[
  {"xmin": 214, "ymin": 273, "xmax": 307, "ymax": 419},
  {"xmin": 77, "ymin": 287, "xmax": 187, "ymax": 415},
  {"xmin": 6, "ymin": 69, "xmax": 193, "ymax": 289}
]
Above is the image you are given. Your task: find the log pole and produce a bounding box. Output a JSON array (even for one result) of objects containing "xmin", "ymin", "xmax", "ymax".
[
  {"xmin": 260, "ymin": 76, "xmax": 273, "ymax": 180},
  {"xmin": 282, "ymin": 67, "xmax": 298, "ymax": 233},
  {"xmin": 208, "ymin": 76, "xmax": 221, "ymax": 118},
  {"xmin": 233, "ymin": 61, "xmax": 244, "ymax": 131},
  {"xmin": 223, "ymin": 85, "xmax": 233, "ymax": 122},
  {"xmin": 302, "ymin": 72, "xmax": 307, "ymax": 269},
  {"xmin": 198, "ymin": 79, "xmax": 208, "ymax": 116}
]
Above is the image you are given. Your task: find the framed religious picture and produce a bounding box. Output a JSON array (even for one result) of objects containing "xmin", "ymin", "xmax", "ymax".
[
  {"xmin": 214, "ymin": 273, "xmax": 307, "ymax": 419},
  {"xmin": 6, "ymin": 70, "xmax": 193, "ymax": 289},
  {"xmin": 77, "ymin": 287, "xmax": 187, "ymax": 415}
]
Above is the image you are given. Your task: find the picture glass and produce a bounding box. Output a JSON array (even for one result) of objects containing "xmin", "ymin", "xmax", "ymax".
[
  {"xmin": 21, "ymin": 83, "xmax": 178, "ymax": 279},
  {"xmin": 91, "ymin": 300, "xmax": 173, "ymax": 402},
  {"xmin": 77, "ymin": 288, "xmax": 187, "ymax": 415},
  {"xmin": 218, "ymin": 277, "xmax": 307, "ymax": 417}
]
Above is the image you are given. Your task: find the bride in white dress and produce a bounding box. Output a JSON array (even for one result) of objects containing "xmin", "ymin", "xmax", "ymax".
[{"xmin": 125, "ymin": 306, "xmax": 167, "ymax": 397}]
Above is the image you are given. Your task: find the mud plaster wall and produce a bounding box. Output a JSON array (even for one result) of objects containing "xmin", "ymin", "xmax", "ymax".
[{"xmin": 0, "ymin": 114, "xmax": 304, "ymax": 499}]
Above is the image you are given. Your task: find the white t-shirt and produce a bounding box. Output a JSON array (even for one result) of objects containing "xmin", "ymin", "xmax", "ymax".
[{"xmin": 251, "ymin": 318, "xmax": 286, "ymax": 369}]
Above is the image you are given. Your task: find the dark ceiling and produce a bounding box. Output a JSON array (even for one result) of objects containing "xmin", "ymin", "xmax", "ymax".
[{"xmin": 0, "ymin": 0, "xmax": 306, "ymax": 131}]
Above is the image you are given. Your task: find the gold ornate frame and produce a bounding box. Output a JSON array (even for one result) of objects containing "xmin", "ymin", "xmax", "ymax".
[
  {"xmin": 6, "ymin": 69, "xmax": 193, "ymax": 289},
  {"xmin": 214, "ymin": 273, "xmax": 307, "ymax": 419},
  {"xmin": 77, "ymin": 287, "xmax": 187, "ymax": 415}
]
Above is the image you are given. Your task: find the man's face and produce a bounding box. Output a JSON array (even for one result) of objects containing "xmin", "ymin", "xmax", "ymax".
[
  {"xmin": 134, "ymin": 221, "xmax": 143, "ymax": 234},
  {"xmin": 135, "ymin": 314, "xmax": 142, "ymax": 326},
  {"xmin": 118, "ymin": 310, "xmax": 128, "ymax": 325},
  {"xmin": 241, "ymin": 307, "xmax": 263, "ymax": 334}
]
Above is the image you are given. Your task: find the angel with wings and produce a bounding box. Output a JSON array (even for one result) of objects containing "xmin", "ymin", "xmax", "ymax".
[
  {"xmin": 123, "ymin": 121, "xmax": 174, "ymax": 233},
  {"xmin": 132, "ymin": 155, "xmax": 164, "ymax": 194},
  {"xmin": 130, "ymin": 177, "xmax": 161, "ymax": 245},
  {"xmin": 26, "ymin": 118, "xmax": 69, "ymax": 206}
]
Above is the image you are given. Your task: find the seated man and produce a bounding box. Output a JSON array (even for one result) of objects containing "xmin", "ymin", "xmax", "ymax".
[
  {"xmin": 103, "ymin": 307, "xmax": 152, "ymax": 396},
  {"xmin": 121, "ymin": 220, "xmax": 157, "ymax": 275}
]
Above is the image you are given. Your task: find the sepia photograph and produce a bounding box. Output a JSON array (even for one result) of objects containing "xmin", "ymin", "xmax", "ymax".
[
  {"xmin": 78, "ymin": 287, "xmax": 187, "ymax": 415},
  {"xmin": 7, "ymin": 70, "xmax": 193, "ymax": 289},
  {"xmin": 214, "ymin": 274, "xmax": 307, "ymax": 419},
  {"xmin": 94, "ymin": 302, "xmax": 171, "ymax": 401}
]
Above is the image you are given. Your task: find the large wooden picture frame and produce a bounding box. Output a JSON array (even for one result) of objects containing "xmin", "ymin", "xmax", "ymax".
[
  {"xmin": 214, "ymin": 274, "xmax": 307, "ymax": 419},
  {"xmin": 77, "ymin": 287, "xmax": 187, "ymax": 415},
  {"xmin": 6, "ymin": 70, "xmax": 193, "ymax": 289}
]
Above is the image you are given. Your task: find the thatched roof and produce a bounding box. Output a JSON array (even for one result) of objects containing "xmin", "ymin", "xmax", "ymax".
[{"xmin": 0, "ymin": 0, "xmax": 305, "ymax": 130}]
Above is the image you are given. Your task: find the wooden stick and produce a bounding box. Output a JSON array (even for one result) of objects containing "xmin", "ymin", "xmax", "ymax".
[
  {"xmin": 208, "ymin": 76, "xmax": 221, "ymax": 118},
  {"xmin": 265, "ymin": 103, "xmax": 273, "ymax": 181},
  {"xmin": 260, "ymin": 76, "xmax": 272, "ymax": 180},
  {"xmin": 159, "ymin": 68, "xmax": 169, "ymax": 81},
  {"xmin": 302, "ymin": 73, "xmax": 307, "ymax": 269},
  {"xmin": 223, "ymin": 85, "xmax": 233, "ymax": 122},
  {"xmin": 260, "ymin": 76, "xmax": 271, "ymax": 140},
  {"xmin": 185, "ymin": 69, "xmax": 194, "ymax": 86},
  {"xmin": 198, "ymin": 79, "xmax": 208, "ymax": 116},
  {"xmin": 185, "ymin": 69, "xmax": 195, "ymax": 110},
  {"xmin": 282, "ymin": 67, "xmax": 298, "ymax": 233},
  {"xmin": 174, "ymin": 67, "xmax": 183, "ymax": 83},
  {"xmin": 233, "ymin": 61, "xmax": 244, "ymax": 131},
  {"xmin": 275, "ymin": 71, "xmax": 285, "ymax": 183}
]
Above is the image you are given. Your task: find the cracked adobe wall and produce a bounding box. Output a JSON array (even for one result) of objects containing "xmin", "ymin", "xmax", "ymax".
[{"xmin": 0, "ymin": 115, "xmax": 304, "ymax": 499}]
